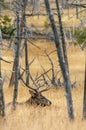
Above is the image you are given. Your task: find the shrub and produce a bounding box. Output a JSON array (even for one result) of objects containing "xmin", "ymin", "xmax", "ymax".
[
  {"xmin": 1, "ymin": 0, "xmax": 5, "ymax": 2},
  {"xmin": 0, "ymin": 15, "xmax": 14, "ymax": 38},
  {"xmin": 74, "ymin": 28, "xmax": 86, "ymax": 45},
  {"xmin": 44, "ymin": 18, "xmax": 50, "ymax": 29}
]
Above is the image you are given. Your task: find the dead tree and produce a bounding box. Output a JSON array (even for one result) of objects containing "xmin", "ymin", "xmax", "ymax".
[
  {"xmin": 45, "ymin": 51, "xmax": 62, "ymax": 87},
  {"xmin": 34, "ymin": 63, "xmax": 52, "ymax": 86},
  {"xmin": 83, "ymin": 55, "xmax": 86, "ymax": 119},
  {"xmin": 75, "ymin": 0, "xmax": 79, "ymax": 18},
  {"xmin": 0, "ymin": 2, "xmax": 2, "ymax": 16},
  {"xmin": 9, "ymin": 0, "xmax": 29, "ymax": 87},
  {"xmin": 0, "ymin": 29, "xmax": 5, "ymax": 117},
  {"xmin": 9, "ymin": 61, "xmax": 15, "ymax": 87},
  {"xmin": 22, "ymin": 0, "xmax": 29, "ymax": 85},
  {"xmin": 56, "ymin": 0, "xmax": 69, "ymax": 71},
  {"xmin": 44, "ymin": 0, "xmax": 74, "ymax": 119},
  {"xmin": 13, "ymin": 0, "xmax": 21, "ymax": 108},
  {"xmin": 0, "ymin": 78, "xmax": 5, "ymax": 117},
  {"xmin": 0, "ymin": 29, "xmax": 2, "ymax": 77}
]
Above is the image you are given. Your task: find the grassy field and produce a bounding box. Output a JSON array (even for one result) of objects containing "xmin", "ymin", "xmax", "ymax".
[
  {"xmin": 0, "ymin": 41, "xmax": 86, "ymax": 130},
  {"xmin": 0, "ymin": 1, "xmax": 86, "ymax": 130}
]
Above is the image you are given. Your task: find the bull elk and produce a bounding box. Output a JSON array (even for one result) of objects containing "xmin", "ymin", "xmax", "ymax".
[
  {"xmin": 20, "ymin": 68, "xmax": 52, "ymax": 107},
  {"xmin": 26, "ymin": 89, "xmax": 51, "ymax": 106}
]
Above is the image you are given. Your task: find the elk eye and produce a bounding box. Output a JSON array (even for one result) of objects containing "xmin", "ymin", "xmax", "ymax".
[
  {"xmin": 48, "ymin": 101, "xmax": 51, "ymax": 105},
  {"xmin": 43, "ymin": 104, "xmax": 46, "ymax": 107}
]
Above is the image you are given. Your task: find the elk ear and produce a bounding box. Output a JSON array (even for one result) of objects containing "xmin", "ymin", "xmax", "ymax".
[{"xmin": 29, "ymin": 90, "xmax": 35, "ymax": 97}]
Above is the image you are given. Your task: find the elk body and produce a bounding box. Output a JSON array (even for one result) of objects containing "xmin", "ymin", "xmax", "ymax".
[
  {"xmin": 26, "ymin": 90, "xmax": 52, "ymax": 107},
  {"xmin": 20, "ymin": 65, "xmax": 52, "ymax": 107}
]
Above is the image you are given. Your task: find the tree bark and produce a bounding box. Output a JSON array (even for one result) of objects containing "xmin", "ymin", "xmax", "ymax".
[
  {"xmin": 9, "ymin": 0, "xmax": 29, "ymax": 87},
  {"xmin": 44, "ymin": 0, "xmax": 74, "ymax": 119},
  {"xmin": 0, "ymin": 29, "xmax": 2, "ymax": 77},
  {"xmin": 9, "ymin": 61, "xmax": 15, "ymax": 87},
  {"xmin": 24, "ymin": 34, "xmax": 29, "ymax": 85},
  {"xmin": 76, "ymin": 0, "xmax": 79, "ymax": 19},
  {"xmin": 22, "ymin": 0, "xmax": 29, "ymax": 85},
  {"xmin": 13, "ymin": 0, "xmax": 20, "ymax": 108},
  {"xmin": 0, "ymin": 78, "xmax": 5, "ymax": 117},
  {"xmin": 83, "ymin": 56, "xmax": 86, "ymax": 119},
  {"xmin": 55, "ymin": 0, "xmax": 69, "ymax": 72},
  {"xmin": 0, "ymin": 29, "xmax": 5, "ymax": 117}
]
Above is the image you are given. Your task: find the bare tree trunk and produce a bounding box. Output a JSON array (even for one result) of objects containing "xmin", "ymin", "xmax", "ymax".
[
  {"xmin": 62, "ymin": 0, "xmax": 65, "ymax": 8},
  {"xmin": 22, "ymin": 0, "xmax": 29, "ymax": 85},
  {"xmin": 45, "ymin": 51, "xmax": 58, "ymax": 86},
  {"xmin": 9, "ymin": 0, "xmax": 29, "ymax": 87},
  {"xmin": 24, "ymin": 0, "xmax": 29, "ymax": 85},
  {"xmin": 0, "ymin": 62, "xmax": 1, "ymax": 77},
  {"xmin": 24, "ymin": 33, "xmax": 29, "ymax": 85},
  {"xmin": 0, "ymin": 29, "xmax": 5, "ymax": 117},
  {"xmin": 44, "ymin": 0, "xmax": 74, "ymax": 120},
  {"xmin": 0, "ymin": 29, "xmax": 2, "ymax": 77},
  {"xmin": 0, "ymin": 78, "xmax": 5, "ymax": 117},
  {"xmin": 76, "ymin": 0, "xmax": 79, "ymax": 19},
  {"xmin": 0, "ymin": 2, "xmax": 2, "ymax": 16},
  {"xmin": 9, "ymin": 61, "xmax": 15, "ymax": 87},
  {"xmin": 55, "ymin": 0, "xmax": 69, "ymax": 72},
  {"xmin": 9, "ymin": 0, "xmax": 26, "ymax": 87},
  {"xmin": 13, "ymin": 0, "xmax": 21, "ymax": 108},
  {"xmin": 83, "ymin": 56, "xmax": 86, "ymax": 119}
]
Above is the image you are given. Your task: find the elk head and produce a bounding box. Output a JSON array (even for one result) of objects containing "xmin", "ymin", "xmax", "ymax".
[{"xmin": 28, "ymin": 89, "xmax": 52, "ymax": 107}]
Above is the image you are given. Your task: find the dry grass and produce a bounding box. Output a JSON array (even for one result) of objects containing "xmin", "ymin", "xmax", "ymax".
[
  {"xmin": 1, "ymin": 1, "xmax": 86, "ymax": 129},
  {"xmin": 0, "ymin": 41, "xmax": 86, "ymax": 130}
]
